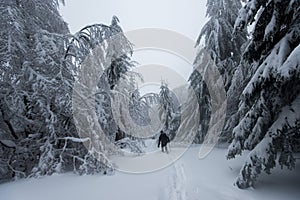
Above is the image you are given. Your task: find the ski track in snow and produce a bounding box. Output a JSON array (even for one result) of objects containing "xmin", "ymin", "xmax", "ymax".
[
  {"xmin": 1, "ymin": 146, "xmax": 300, "ymax": 200},
  {"xmin": 165, "ymin": 162, "xmax": 187, "ymax": 200}
]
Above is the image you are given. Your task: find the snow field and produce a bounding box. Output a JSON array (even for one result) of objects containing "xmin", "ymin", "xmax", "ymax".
[{"xmin": 0, "ymin": 145, "xmax": 299, "ymax": 200}]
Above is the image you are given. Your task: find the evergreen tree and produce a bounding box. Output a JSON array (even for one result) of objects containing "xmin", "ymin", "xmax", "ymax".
[
  {"xmin": 0, "ymin": 0, "xmax": 72, "ymax": 180},
  {"xmin": 129, "ymin": 89, "xmax": 151, "ymax": 127},
  {"xmin": 227, "ymin": 0, "xmax": 300, "ymax": 188},
  {"xmin": 196, "ymin": 0, "xmax": 246, "ymax": 90},
  {"xmin": 159, "ymin": 82, "xmax": 180, "ymax": 139},
  {"xmin": 190, "ymin": 0, "xmax": 247, "ymax": 142},
  {"xmin": 0, "ymin": 0, "xmax": 134, "ymax": 181},
  {"xmin": 188, "ymin": 69, "xmax": 211, "ymax": 143},
  {"xmin": 66, "ymin": 17, "xmax": 135, "ymax": 143}
]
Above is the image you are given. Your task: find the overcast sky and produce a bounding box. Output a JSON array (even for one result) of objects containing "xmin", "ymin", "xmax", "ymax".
[
  {"xmin": 59, "ymin": 0, "xmax": 208, "ymax": 94},
  {"xmin": 59, "ymin": 0, "xmax": 207, "ymax": 39}
]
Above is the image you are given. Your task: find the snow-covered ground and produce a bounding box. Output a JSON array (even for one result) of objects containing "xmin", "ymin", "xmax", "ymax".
[{"xmin": 0, "ymin": 145, "xmax": 299, "ymax": 200}]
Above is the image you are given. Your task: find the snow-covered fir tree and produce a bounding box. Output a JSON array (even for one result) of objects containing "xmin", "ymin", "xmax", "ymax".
[
  {"xmin": 159, "ymin": 82, "xmax": 181, "ymax": 140},
  {"xmin": 188, "ymin": 69, "xmax": 211, "ymax": 143},
  {"xmin": 196, "ymin": 0, "xmax": 247, "ymax": 88},
  {"xmin": 113, "ymin": 71, "xmax": 150, "ymax": 129},
  {"xmin": 66, "ymin": 17, "xmax": 139, "ymax": 166},
  {"xmin": 129, "ymin": 89, "xmax": 151, "ymax": 127},
  {"xmin": 66, "ymin": 17, "xmax": 136, "ymax": 142},
  {"xmin": 0, "ymin": 0, "xmax": 135, "ymax": 181},
  {"xmin": 227, "ymin": 0, "xmax": 300, "ymax": 188},
  {"xmin": 66, "ymin": 16, "xmax": 147, "ymax": 154},
  {"xmin": 190, "ymin": 0, "xmax": 247, "ymax": 142},
  {"xmin": 0, "ymin": 0, "xmax": 73, "ymax": 181}
]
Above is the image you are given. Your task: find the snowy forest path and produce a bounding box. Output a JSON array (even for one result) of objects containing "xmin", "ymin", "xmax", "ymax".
[
  {"xmin": 1, "ymin": 147, "xmax": 300, "ymax": 200},
  {"xmin": 164, "ymin": 161, "xmax": 187, "ymax": 200}
]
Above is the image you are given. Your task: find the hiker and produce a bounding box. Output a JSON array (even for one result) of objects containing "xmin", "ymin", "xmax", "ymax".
[{"xmin": 158, "ymin": 130, "xmax": 170, "ymax": 153}]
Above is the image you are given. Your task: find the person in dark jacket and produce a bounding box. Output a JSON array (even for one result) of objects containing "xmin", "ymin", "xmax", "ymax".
[{"xmin": 158, "ymin": 130, "xmax": 170, "ymax": 153}]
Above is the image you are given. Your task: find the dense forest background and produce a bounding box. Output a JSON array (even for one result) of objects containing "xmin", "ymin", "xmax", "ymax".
[{"xmin": 0, "ymin": 0, "xmax": 299, "ymax": 189}]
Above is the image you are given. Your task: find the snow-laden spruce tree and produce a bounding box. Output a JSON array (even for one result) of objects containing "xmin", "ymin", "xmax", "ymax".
[
  {"xmin": 66, "ymin": 17, "xmax": 140, "ymax": 167},
  {"xmin": 195, "ymin": 0, "xmax": 247, "ymax": 90},
  {"xmin": 66, "ymin": 17, "xmax": 136, "ymax": 144},
  {"xmin": 0, "ymin": 0, "xmax": 73, "ymax": 181},
  {"xmin": 129, "ymin": 89, "xmax": 151, "ymax": 127},
  {"xmin": 190, "ymin": 0, "xmax": 247, "ymax": 142},
  {"xmin": 188, "ymin": 69, "xmax": 211, "ymax": 143},
  {"xmin": 158, "ymin": 82, "xmax": 181, "ymax": 139},
  {"xmin": 0, "ymin": 0, "xmax": 135, "ymax": 181},
  {"xmin": 227, "ymin": 0, "xmax": 300, "ymax": 188}
]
